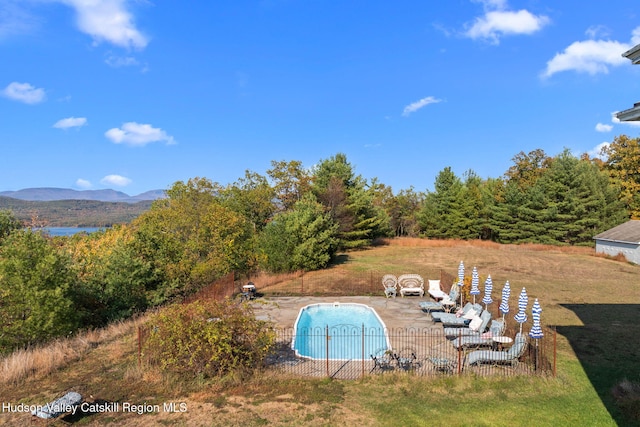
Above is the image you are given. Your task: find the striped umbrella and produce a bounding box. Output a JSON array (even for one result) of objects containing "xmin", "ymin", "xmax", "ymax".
[
  {"xmin": 470, "ymin": 266, "xmax": 480, "ymax": 304},
  {"xmin": 481, "ymin": 275, "xmax": 493, "ymax": 310},
  {"xmin": 529, "ymin": 299, "xmax": 544, "ymax": 339},
  {"xmin": 499, "ymin": 281, "xmax": 511, "ymax": 321},
  {"xmin": 514, "ymin": 287, "xmax": 528, "ymax": 333},
  {"xmin": 457, "ymin": 261, "xmax": 465, "ymax": 308}
]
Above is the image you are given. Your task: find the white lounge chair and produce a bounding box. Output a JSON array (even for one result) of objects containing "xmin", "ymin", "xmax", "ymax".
[
  {"xmin": 397, "ymin": 274, "xmax": 424, "ymax": 297},
  {"xmin": 427, "ymin": 279, "xmax": 447, "ymax": 301}
]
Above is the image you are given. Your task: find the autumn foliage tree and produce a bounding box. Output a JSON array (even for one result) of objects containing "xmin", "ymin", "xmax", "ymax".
[{"xmin": 600, "ymin": 135, "xmax": 640, "ymax": 218}]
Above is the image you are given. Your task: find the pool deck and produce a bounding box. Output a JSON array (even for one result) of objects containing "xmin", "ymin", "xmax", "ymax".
[{"xmin": 249, "ymin": 295, "xmax": 440, "ymax": 330}]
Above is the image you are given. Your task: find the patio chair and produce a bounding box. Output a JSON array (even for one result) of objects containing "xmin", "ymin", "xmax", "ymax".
[
  {"xmin": 431, "ymin": 302, "xmax": 483, "ymax": 324},
  {"xmin": 465, "ymin": 333, "xmax": 528, "ymax": 367},
  {"xmin": 398, "ymin": 274, "xmax": 425, "ymax": 297},
  {"xmin": 451, "ymin": 319, "xmax": 505, "ymax": 350},
  {"xmin": 370, "ymin": 348, "xmax": 396, "ymax": 372},
  {"xmin": 393, "ymin": 347, "xmax": 419, "ymax": 371},
  {"xmin": 418, "ymin": 286, "xmax": 459, "ymax": 313},
  {"xmin": 443, "ymin": 309, "xmax": 492, "ymax": 339},
  {"xmin": 381, "ymin": 274, "xmax": 398, "ymax": 298}
]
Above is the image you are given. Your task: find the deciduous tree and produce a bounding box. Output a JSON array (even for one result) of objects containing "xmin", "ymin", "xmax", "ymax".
[
  {"xmin": 0, "ymin": 230, "xmax": 78, "ymax": 352},
  {"xmin": 600, "ymin": 135, "xmax": 640, "ymax": 218}
]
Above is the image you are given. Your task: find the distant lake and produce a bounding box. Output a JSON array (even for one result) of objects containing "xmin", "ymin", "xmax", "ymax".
[{"xmin": 42, "ymin": 227, "xmax": 106, "ymax": 236}]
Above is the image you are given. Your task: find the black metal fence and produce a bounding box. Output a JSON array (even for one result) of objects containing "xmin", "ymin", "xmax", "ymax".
[{"xmin": 264, "ymin": 325, "xmax": 556, "ymax": 379}]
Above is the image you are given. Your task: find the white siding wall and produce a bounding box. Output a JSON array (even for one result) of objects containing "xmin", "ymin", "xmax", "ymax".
[{"xmin": 595, "ymin": 240, "xmax": 640, "ymax": 265}]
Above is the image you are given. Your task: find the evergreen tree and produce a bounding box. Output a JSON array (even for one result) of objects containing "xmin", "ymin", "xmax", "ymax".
[
  {"xmin": 258, "ymin": 194, "xmax": 338, "ymax": 272},
  {"xmin": 312, "ymin": 153, "xmax": 388, "ymax": 249}
]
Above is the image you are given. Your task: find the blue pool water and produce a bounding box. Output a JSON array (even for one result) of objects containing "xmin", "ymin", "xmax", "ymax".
[{"xmin": 292, "ymin": 303, "xmax": 390, "ymax": 360}]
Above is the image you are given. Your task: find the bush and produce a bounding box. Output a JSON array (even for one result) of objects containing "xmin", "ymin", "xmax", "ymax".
[{"xmin": 143, "ymin": 299, "xmax": 275, "ymax": 378}]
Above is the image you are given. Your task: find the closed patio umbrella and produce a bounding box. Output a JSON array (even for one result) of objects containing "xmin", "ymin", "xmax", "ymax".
[
  {"xmin": 457, "ymin": 261, "xmax": 465, "ymax": 308},
  {"xmin": 481, "ymin": 275, "xmax": 493, "ymax": 311},
  {"xmin": 499, "ymin": 281, "xmax": 511, "ymax": 321},
  {"xmin": 529, "ymin": 298, "xmax": 543, "ymax": 370},
  {"xmin": 514, "ymin": 287, "xmax": 528, "ymax": 334},
  {"xmin": 470, "ymin": 266, "xmax": 480, "ymax": 304},
  {"xmin": 529, "ymin": 299, "xmax": 543, "ymax": 339}
]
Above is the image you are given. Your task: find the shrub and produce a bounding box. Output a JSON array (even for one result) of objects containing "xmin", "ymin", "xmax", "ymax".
[{"xmin": 143, "ymin": 299, "xmax": 275, "ymax": 378}]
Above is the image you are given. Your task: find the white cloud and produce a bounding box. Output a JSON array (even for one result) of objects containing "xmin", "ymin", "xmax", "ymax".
[
  {"xmin": 100, "ymin": 174, "xmax": 131, "ymax": 187},
  {"xmin": 2, "ymin": 81, "xmax": 45, "ymax": 104},
  {"xmin": 595, "ymin": 123, "xmax": 612, "ymax": 132},
  {"xmin": 105, "ymin": 122, "xmax": 176, "ymax": 146},
  {"xmin": 464, "ymin": 1, "xmax": 549, "ymax": 44},
  {"xmin": 402, "ymin": 96, "xmax": 442, "ymax": 116},
  {"xmin": 105, "ymin": 54, "xmax": 139, "ymax": 68},
  {"xmin": 53, "ymin": 116, "xmax": 87, "ymax": 129},
  {"xmin": 587, "ymin": 142, "xmax": 610, "ymax": 159},
  {"xmin": 633, "ymin": 27, "xmax": 640, "ymax": 45},
  {"xmin": 0, "ymin": 1, "xmax": 40, "ymax": 39},
  {"xmin": 585, "ymin": 25, "xmax": 610, "ymax": 40},
  {"xmin": 76, "ymin": 178, "xmax": 92, "ymax": 188},
  {"xmin": 57, "ymin": 0, "xmax": 148, "ymax": 49},
  {"xmin": 541, "ymin": 39, "xmax": 631, "ymax": 78}
]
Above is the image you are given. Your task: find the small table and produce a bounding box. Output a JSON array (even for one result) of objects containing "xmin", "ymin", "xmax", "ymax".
[{"xmin": 492, "ymin": 336, "xmax": 513, "ymax": 350}]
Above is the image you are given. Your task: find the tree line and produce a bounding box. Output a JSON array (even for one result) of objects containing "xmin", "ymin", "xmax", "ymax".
[{"xmin": 0, "ymin": 136, "xmax": 638, "ymax": 353}]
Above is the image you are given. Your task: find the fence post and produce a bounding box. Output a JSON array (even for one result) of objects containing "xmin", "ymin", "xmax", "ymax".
[
  {"xmin": 457, "ymin": 329, "xmax": 462, "ymax": 375},
  {"xmin": 326, "ymin": 325, "xmax": 329, "ymax": 378},
  {"xmin": 553, "ymin": 326, "xmax": 557, "ymax": 377},
  {"xmin": 361, "ymin": 324, "xmax": 365, "ymax": 379}
]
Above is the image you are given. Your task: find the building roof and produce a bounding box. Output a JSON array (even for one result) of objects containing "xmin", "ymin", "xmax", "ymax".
[
  {"xmin": 594, "ymin": 220, "xmax": 640, "ymax": 245},
  {"xmin": 616, "ymin": 43, "xmax": 640, "ymax": 122},
  {"xmin": 616, "ymin": 102, "xmax": 640, "ymax": 122},
  {"xmin": 622, "ymin": 43, "xmax": 640, "ymax": 64}
]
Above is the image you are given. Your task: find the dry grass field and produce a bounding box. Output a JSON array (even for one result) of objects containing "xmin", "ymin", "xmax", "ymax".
[{"xmin": 0, "ymin": 238, "xmax": 638, "ymax": 426}]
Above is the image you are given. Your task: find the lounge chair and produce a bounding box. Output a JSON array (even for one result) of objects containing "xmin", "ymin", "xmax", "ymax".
[
  {"xmin": 465, "ymin": 333, "xmax": 528, "ymax": 367},
  {"xmin": 427, "ymin": 279, "xmax": 447, "ymax": 301},
  {"xmin": 451, "ymin": 319, "xmax": 505, "ymax": 350},
  {"xmin": 431, "ymin": 302, "xmax": 483, "ymax": 324},
  {"xmin": 419, "ymin": 286, "xmax": 459, "ymax": 313},
  {"xmin": 443, "ymin": 309, "xmax": 492, "ymax": 339},
  {"xmin": 398, "ymin": 274, "xmax": 424, "ymax": 297},
  {"xmin": 381, "ymin": 274, "xmax": 398, "ymax": 298}
]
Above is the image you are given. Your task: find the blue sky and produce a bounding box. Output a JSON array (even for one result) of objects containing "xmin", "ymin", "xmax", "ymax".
[{"xmin": 1, "ymin": 0, "xmax": 640, "ymax": 196}]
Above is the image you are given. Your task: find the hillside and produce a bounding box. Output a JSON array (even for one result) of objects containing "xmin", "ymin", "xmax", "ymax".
[
  {"xmin": 0, "ymin": 197, "xmax": 154, "ymax": 227},
  {"xmin": 0, "ymin": 187, "xmax": 165, "ymax": 203}
]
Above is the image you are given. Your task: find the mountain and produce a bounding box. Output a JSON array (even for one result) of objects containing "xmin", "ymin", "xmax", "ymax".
[{"xmin": 0, "ymin": 187, "xmax": 166, "ymax": 203}]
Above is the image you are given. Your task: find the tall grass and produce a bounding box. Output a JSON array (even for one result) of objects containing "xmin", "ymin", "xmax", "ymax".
[
  {"xmin": 0, "ymin": 318, "xmax": 140, "ymax": 386},
  {"xmin": 380, "ymin": 237, "xmax": 595, "ymax": 254}
]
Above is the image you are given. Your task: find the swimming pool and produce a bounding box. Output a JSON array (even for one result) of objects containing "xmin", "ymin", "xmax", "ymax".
[{"xmin": 291, "ymin": 302, "xmax": 390, "ymax": 360}]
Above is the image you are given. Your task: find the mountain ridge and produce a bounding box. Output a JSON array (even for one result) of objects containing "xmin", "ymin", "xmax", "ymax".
[{"xmin": 0, "ymin": 187, "xmax": 166, "ymax": 203}]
